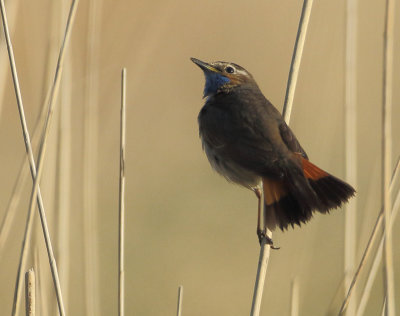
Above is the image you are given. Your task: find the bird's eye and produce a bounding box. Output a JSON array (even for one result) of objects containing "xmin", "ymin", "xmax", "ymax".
[{"xmin": 225, "ymin": 66, "xmax": 235, "ymax": 74}]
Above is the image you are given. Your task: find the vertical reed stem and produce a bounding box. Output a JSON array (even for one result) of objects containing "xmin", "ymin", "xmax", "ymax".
[
  {"xmin": 290, "ymin": 278, "xmax": 299, "ymax": 316},
  {"xmin": 56, "ymin": 11, "xmax": 72, "ymax": 312},
  {"xmin": 25, "ymin": 268, "xmax": 35, "ymax": 316},
  {"xmin": 382, "ymin": 0, "xmax": 396, "ymax": 314},
  {"xmin": 250, "ymin": 226, "xmax": 271, "ymax": 316},
  {"xmin": 176, "ymin": 286, "xmax": 184, "ymax": 316},
  {"xmin": 0, "ymin": 0, "xmax": 19, "ymax": 118},
  {"xmin": 282, "ymin": 0, "xmax": 314, "ymax": 123},
  {"xmin": 381, "ymin": 298, "xmax": 387, "ymax": 316},
  {"xmin": 119, "ymin": 68, "xmax": 127, "ymax": 316},
  {"xmin": 250, "ymin": 1, "xmax": 313, "ymax": 315}
]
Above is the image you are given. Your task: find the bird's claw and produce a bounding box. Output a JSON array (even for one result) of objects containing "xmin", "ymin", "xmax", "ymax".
[{"xmin": 257, "ymin": 228, "xmax": 280, "ymax": 250}]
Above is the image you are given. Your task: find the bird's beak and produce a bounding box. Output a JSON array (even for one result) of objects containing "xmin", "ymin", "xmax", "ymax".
[{"xmin": 191, "ymin": 57, "xmax": 219, "ymax": 73}]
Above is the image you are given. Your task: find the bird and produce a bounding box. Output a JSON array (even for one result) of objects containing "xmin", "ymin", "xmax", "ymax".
[{"xmin": 191, "ymin": 57, "xmax": 355, "ymax": 245}]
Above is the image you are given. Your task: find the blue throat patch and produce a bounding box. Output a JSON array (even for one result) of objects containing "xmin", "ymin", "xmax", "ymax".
[{"xmin": 203, "ymin": 72, "xmax": 230, "ymax": 97}]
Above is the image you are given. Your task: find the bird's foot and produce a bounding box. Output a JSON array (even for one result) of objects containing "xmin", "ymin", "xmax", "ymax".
[{"xmin": 257, "ymin": 228, "xmax": 280, "ymax": 250}]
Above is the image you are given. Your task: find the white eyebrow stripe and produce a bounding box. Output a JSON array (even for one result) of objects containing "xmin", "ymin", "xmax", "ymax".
[{"xmin": 235, "ymin": 68, "xmax": 248, "ymax": 76}]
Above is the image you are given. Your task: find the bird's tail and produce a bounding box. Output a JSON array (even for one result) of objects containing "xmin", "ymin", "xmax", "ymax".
[{"xmin": 263, "ymin": 157, "xmax": 355, "ymax": 231}]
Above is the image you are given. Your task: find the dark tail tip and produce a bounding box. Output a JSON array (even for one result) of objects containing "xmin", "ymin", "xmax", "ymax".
[
  {"xmin": 308, "ymin": 174, "xmax": 356, "ymax": 212},
  {"xmin": 264, "ymin": 160, "xmax": 356, "ymax": 231}
]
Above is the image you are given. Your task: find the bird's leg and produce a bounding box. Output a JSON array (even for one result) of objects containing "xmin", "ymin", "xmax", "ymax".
[
  {"xmin": 253, "ymin": 188, "xmax": 280, "ymax": 250},
  {"xmin": 253, "ymin": 188, "xmax": 263, "ymax": 241}
]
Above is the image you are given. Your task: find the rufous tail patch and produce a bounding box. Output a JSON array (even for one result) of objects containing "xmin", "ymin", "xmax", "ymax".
[
  {"xmin": 301, "ymin": 157, "xmax": 329, "ymax": 180},
  {"xmin": 262, "ymin": 178, "xmax": 287, "ymax": 205}
]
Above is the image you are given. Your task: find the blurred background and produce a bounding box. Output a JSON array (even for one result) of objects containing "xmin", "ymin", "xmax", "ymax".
[{"xmin": 0, "ymin": 0, "xmax": 399, "ymax": 315}]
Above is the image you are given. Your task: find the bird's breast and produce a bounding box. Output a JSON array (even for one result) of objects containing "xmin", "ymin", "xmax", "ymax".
[
  {"xmin": 198, "ymin": 103, "xmax": 261, "ymax": 188},
  {"xmin": 201, "ymin": 136, "xmax": 261, "ymax": 188}
]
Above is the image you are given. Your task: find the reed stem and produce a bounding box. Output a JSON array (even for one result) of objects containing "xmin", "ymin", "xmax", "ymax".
[
  {"xmin": 250, "ymin": 1, "xmax": 313, "ymax": 314},
  {"xmin": 176, "ymin": 286, "xmax": 184, "ymax": 316},
  {"xmin": 339, "ymin": 159, "xmax": 400, "ymax": 315},
  {"xmin": 381, "ymin": 0, "xmax": 396, "ymax": 313},
  {"xmin": 118, "ymin": 68, "xmax": 127, "ymax": 316},
  {"xmin": 290, "ymin": 278, "xmax": 299, "ymax": 316},
  {"xmin": 0, "ymin": 0, "xmax": 79, "ymax": 314},
  {"xmin": 25, "ymin": 268, "xmax": 35, "ymax": 316}
]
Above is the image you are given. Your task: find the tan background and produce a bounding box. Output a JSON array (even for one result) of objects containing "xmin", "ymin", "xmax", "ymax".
[{"xmin": 0, "ymin": 0, "xmax": 399, "ymax": 315}]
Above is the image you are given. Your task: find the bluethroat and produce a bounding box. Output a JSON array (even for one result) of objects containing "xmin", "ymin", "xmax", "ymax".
[{"xmin": 191, "ymin": 58, "xmax": 355, "ymax": 245}]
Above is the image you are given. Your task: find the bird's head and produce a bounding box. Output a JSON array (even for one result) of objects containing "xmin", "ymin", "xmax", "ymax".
[{"xmin": 191, "ymin": 58, "xmax": 254, "ymax": 98}]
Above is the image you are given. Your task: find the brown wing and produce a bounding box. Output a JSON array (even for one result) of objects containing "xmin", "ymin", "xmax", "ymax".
[
  {"xmin": 279, "ymin": 122, "xmax": 308, "ymax": 159},
  {"xmin": 198, "ymin": 103, "xmax": 284, "ymax": 178},
  {"xmin": 199, "ymin": 90, "xmax": 306, "ymax": 178}
]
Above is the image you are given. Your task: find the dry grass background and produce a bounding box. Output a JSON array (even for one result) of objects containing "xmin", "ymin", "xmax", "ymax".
[{"xmin": 0, "ymin": 0, "xmax": 399, "ymax": 315}]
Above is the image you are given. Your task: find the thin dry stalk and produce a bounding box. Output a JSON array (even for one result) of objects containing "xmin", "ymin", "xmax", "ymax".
[
  {"xmin": 338, "ymin": 213, "xmax": 382, "ymax": 315},
  {"xmin": 0, "ymin": 0, "xmax": 19, "ymax": 118},
  {"xmin": 338, "ymin": 159, "xmax": 400, "ymax": 315},
  {"xmin": 356, "ymin": 189, "xmax": 400, "ymax": 316},
  {"xmin": 0, "ymin": 92, "xmax": 48, "ymax": 255},
  {"xmin": 391, "ymin": 156, "xmax": 400, "ymax": 185},
  {"xmin": 0, "ymin": 2, "xmax": 56, "ymax": 315},
  {"xmin": 381, "ymin": 0, "xmax": 396, "ymax": 314},
  {"xmin": 55, "ymin": 51, "xmax": 72, "ymax": 316},
  {"xmin": 381, "ymin": 298, "xmax": 387, "ymax": 316},
  {"xmin": 250, "ymin": 1, "xmax": 313, "ymax": 315},
  {"xmin": 282, "ymin": 0, "xmax": 314, "ymax": 123},
  {"xmin": 25, "ymin": 268, "xmax": 35, "ymax": 316},
  {"xmin": 327, "ymin": 277, "xmax": 347, "ymax": 315},
  {"xmin": 176, "ymin": 286, "xmax": 183, "ymax": 316},
  {"xmin": 290, "ymin": 278, "xmax": 299, "ymax": 316},
  {"xmin": 54, "ymin": 1, "xmax": 73, "ymax": 312},
  {"xmin": 0, "ymin": 0, "xmax": 79, "ymax": 315},
  {"xmin": 344, "ymin": 0, "xmax": 358, "ymax": 314},
  {"xmin": 119, "ymin": 68, "xmax": 127, "ymax": 316},
  {"xmin": 5, "ymin": 0, "xmax": 63, "ymax": 254},
  {"xmin": 356, "ymin": 236, "xmax": 383, "ymax": 316},
  {"xmin": 250, "ymin": 229, "xmax": 272, "ymax": 316}
]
